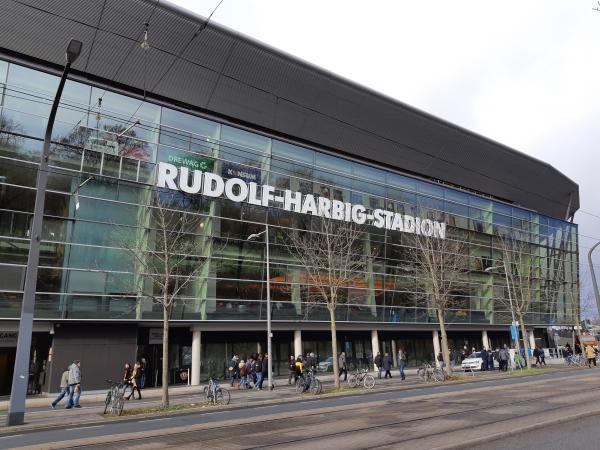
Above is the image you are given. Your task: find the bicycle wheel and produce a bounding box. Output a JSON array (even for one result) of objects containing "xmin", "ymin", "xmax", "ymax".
[
  {"xmin": 363, "ymin": 374, "xmax": 376, "ymax": 389},
  {"xmin": 417, "ymin": 368, "xmax": 426, "ymax": 381},
  {"xmin": 216, "ymin": 388, "xmax": 230, "ymax": 405},
  {"xmin": 122, "ymin": 384, "xmax": 133, "ymax": 399},
  {"xmin": 103, "ymin": 391, "xmax": 112, "ymax": 414},
  {"xmin": 309, "ymin": 378, "xmax": 320, "ymax": 395},
  {"xmin": 347, "ymin": 373, "xmax": 358, "ymax": 388},
  {"xmin": 116, "ymin": 396, "xmax": 124, "ymax": 416},
  {"xmin": 295, "ymin": 378, "xmax": 305, "ymax": 394},
  {"xmin": 432, "ymin": 369, "xmax": 445, "ymax": 382},
  {"xmin": 312, "ymin": 378, "xmax": 322, "ymax": 395}
]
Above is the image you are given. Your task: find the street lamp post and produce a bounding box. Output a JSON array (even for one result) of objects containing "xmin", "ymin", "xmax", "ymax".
[
  {"xmin": 588, "ymin": 241, "xmax": 600, "ymax": 318},
  {"xmin": 7, "ymin": 39, "xmax": 82, "ymax": 426},
  {"xmin": 485, "ymin": 262, "xmax": 521, "ymax": 353},
  {"xmin": 247, "ymin": 225, "xmax": 272, "ymax": 390}
]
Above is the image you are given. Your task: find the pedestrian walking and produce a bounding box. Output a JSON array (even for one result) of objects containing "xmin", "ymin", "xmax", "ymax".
[
  {"xmin": 382, "ymin": 353, "xmax": 392, "ymax": 378},
  {"xmin": 374, "ymin": 352, "xmax": 383, "ymax": 379},
  {"xmin": 487, "ymin": 349, "xmax": 495, "ymax": 371},
  {"xmin": 260, "ymin": 353, "xmax": 269, "ymax": 389},
  {"xmin": 239, "ymin": 361, "xmax": 248, "ymax": 388},
  {"xmin": 127, "ymin": 362, "xmax": 142, "ymax": 400},
  {"xmin": 50, "ymin": 367, "xmax": 70, "ymax": 409},
  {"xmin": 122, "ymin": 362, "xmax": 132, "ymax": 386},
  {"xmin": 585, "ymin": 345, "xmax": 596, "ymax": 367},
  {"xmin": 228, "ymin": 355, "xmax": 239, "ymax": 387},
  {"xmin": 533, "ymin": 346, "xmax": 542, "ymax": 366},
  {"xmin": 481, "ymin": 348, "xmax": 488, "ymax": 371},
  {"xmin": 338, "ymin": 352, "xmax": 347, "ymax": 381},
  {"xmin": 498, "ymin": 345, "xmax": 509, "ymax": 372},
  {"xmin": 254, "ymin": 354, "xmax": 264, "ymax": 390},
  {"xmin": 538, "ymin": 346, "xmax": 546, "ymax": 366},
  {"xmin": 139, "ymin": 358, "xmax": 147, "ymax": 389},
  {"xmin": 288, "ymin": 355, "xmax": 297, "ymax": 385},
  {"xmin": 65, "ymin": 360, "xmax": 82, "ymax": 409},
  {"xmin": 306, "ymin": 352, "xmax": 317, "ymax": 372},
  {"xmin": 397, "ymin": 348, "xmax": 406, "ymax": 380}
]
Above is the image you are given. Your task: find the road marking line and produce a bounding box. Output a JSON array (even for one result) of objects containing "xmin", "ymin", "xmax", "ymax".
[
  {"xmin": 65, "ymin": 425, "xmax": 104, "ymax": 431},
  {"xmin": 0, "ymin": 434, "xmax": 23, "ymax": 439},
  {"xmin": 142, "ymin": 418, "xmax": 172, "ymax": 423}
]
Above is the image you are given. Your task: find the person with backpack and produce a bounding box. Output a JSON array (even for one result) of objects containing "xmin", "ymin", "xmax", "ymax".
[
  {"xmin": 228, "ymin": 355, "xmax": 239, "ymax": 387},
  {"xmin": 498, "ymin": 345, "xmax": 509, "ymax": 371}
]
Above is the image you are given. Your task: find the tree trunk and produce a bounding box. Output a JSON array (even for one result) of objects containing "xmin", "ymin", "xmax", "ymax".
[
  {"xmin": 329, "ymin": 307, "xmax": 340, "ymax": 389},
  {"xmin": 518, "ymin": 314, "xmax": 532, "ymax": 369},
  {"xmin": 437, "ymin": 308, "xmax": 452, "ymax": 374},
  {"xmin": 162, "ymin": 305, "xmax": 170, "ymax": 408}
]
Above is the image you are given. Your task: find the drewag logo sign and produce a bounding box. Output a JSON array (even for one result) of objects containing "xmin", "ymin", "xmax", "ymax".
[{"xmin": 156, "ymin": 162, "xmax": 446, "ymax": 239}]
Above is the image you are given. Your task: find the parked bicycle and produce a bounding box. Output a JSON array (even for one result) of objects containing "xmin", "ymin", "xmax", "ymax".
[
  {"xmin": 347, "ymin": 368, "xmax": 376, "ymax": 389},
  {"xmin": 565, "ymin": 354, "xmax": 587, "ymax": 367},
  {"xmin": 204, "ymin": 377, "xmax": 230, "ymax": 405},
  {"xmin": 103, "ymin": 379, "xmax": 131, "ymax": 416},
  {"xmin": 417, "ymin": 362, "xmax": 446, "ymax": 382},
  {"xmin": 296, "ymin": 368, "xmax": 322, "ymax": 395}
]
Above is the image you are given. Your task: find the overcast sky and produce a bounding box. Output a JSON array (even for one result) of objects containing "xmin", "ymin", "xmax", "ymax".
[{"xmin": 171, "ymin": 0, "xmax": 600, "ymax": 310}]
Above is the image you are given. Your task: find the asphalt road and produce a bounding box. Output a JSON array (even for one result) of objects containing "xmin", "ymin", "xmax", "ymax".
[{"xmin": 1, "ymin": 368, "xmax": 598, "ymax": 449}]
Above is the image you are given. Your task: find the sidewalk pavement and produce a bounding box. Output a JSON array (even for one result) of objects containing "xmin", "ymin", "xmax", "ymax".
[{"xmin": 0, "ymin": 360, "xmax": 568, "ymax": 432}]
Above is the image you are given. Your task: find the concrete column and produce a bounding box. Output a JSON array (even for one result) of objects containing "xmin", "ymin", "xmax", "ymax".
[
  {"xmin": 391, "ymin": 339, "xmax": 398, "ymax": 368},
  {"xmin": 191, "ymin": 328, "xmax": 201, "ymax": 386},
  {"xmin": 433, "ymin": 330, "xmax": 441, "ymax": 368},
  {"xmin": 293, "ymin": 330, "xmax": 302, "ymax": 358},
  {"xmin": 482, "ymin": 330, "xmax": 491, "ymax": 350},
  {"xmin": 257, "ymin": 342, "xmax": 262, "ymax": 354},
  {"xmin": 371, "ymin": 330, "xmax": 380, "ymax": 371}
]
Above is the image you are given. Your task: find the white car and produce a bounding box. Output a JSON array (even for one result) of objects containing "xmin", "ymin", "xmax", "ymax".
[{"xmin": 461, "ymin": 352, "xmax": 485, "ymax": 371}]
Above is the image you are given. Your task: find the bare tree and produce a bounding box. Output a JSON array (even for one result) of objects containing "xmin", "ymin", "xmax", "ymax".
[
  {"xmin": 285, "ymin": 218, "xmax": 372, "ymax": 389},
  {"xmin": 117, "ymin": 186, "xmax": 210, "ymax": 407},
  {"xmin": 496, "ymin": 232, "xmax": 537, "ymax": 369},
  {"xmin": 411, "ymin": 230, "xmax": 470, "ymax": 374}
]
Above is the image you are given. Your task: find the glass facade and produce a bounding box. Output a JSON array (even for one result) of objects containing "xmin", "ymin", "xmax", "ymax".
[{"xmin": 0, "ymin": 59, "xmax": 579, "ymax": 326}]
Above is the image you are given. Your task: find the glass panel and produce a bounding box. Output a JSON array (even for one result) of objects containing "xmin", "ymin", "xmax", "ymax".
[
  {"xmin": 159, "ymin": 107, "xmax": 219, "ymax": 155},
  {"xmin": 0, "ymin": 59, "xmax": 8, "ymax": 84}
]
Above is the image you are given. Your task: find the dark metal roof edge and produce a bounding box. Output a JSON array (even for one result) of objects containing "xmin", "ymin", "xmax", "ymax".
[{"xmin": 158, "ymin": 0, "xmax": 579, "ymax": 192}]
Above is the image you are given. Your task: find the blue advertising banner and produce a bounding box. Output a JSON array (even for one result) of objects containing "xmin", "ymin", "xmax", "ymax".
[
  {"xmin": 222, "ymin": 161, "xmax": 261, "ymax": 183},
  {"xmin": 510, "ymin": 324, "xmax": 519, "ymax": 341}
]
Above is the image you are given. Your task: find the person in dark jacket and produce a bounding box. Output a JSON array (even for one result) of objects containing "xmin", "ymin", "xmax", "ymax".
[
  {"xmin": 288, "ymin": 355, "xmax": 297, "ymax": 385},
  {"xmin": 487, "ymin": 349, "xmax": 495, "ymax": 370},
  {"xmin": 382, "ymin": 353, "xmax": 393, "ymax": 379},
  {"xmin": 306, "ymin": 353, "xmax": 317, "ymax": 372},
  {"xmin": 481, "ymin": 348, "xmax": 488, "ymax": 371},
  {"xmin": 259, "ymin": 354, "xmax": 269, "ymax": 390},
  {"xmin": 253, "ymin": 355, "xmax": 263, "ymax": 390},
  {"xmin": 374, "ymin": 352, "xmax": 383, "ymax": 379},
  {"xmin": 122, "ymin": 363, "xmax": 132, "ymax": 385}
]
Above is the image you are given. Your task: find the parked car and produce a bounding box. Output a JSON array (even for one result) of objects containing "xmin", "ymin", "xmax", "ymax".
[
  {"xmin": 318, "ymin": 357, "xmax": 334, "ymax": 372},
  {"xmin": 461, "ymin": 352, "xmax": 485, "ymax": 371}
]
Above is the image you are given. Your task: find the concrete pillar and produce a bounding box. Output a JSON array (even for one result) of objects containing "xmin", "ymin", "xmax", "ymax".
[
  {"xmin": 191, "ymin": 328, "xmax": 201, "ymax": 386},
  {"xmin": 257, "ymin": 342, "xmax": 262, "ymax": 354},
  {"xmin": 433, "ymin": 330, "xmax": 441, "ymax": 368},
  {"xmin": 391, "ymin": 339, "xmax": 398, "ymax": 368},
  {"xmin": 293, "ymin": 330, "xmax": 302, "ymax": 358},
  {"xmin": 371, "ymin": 330, "xmax": 380, "ymax": 371},
  {"xmin": 482, "ymin": 330, "xmax": 491, "ymax": 350}
]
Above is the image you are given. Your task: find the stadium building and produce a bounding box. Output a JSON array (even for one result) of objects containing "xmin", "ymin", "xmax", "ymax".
[{"xmin": 0, "ymin": 0, "xmax": 579, "ymax": 393}]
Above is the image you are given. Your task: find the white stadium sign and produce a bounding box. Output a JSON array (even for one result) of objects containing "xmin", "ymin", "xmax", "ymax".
[{"xmin": 156, "ymin": 162, "xmax": 446, "ymax": 239}]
